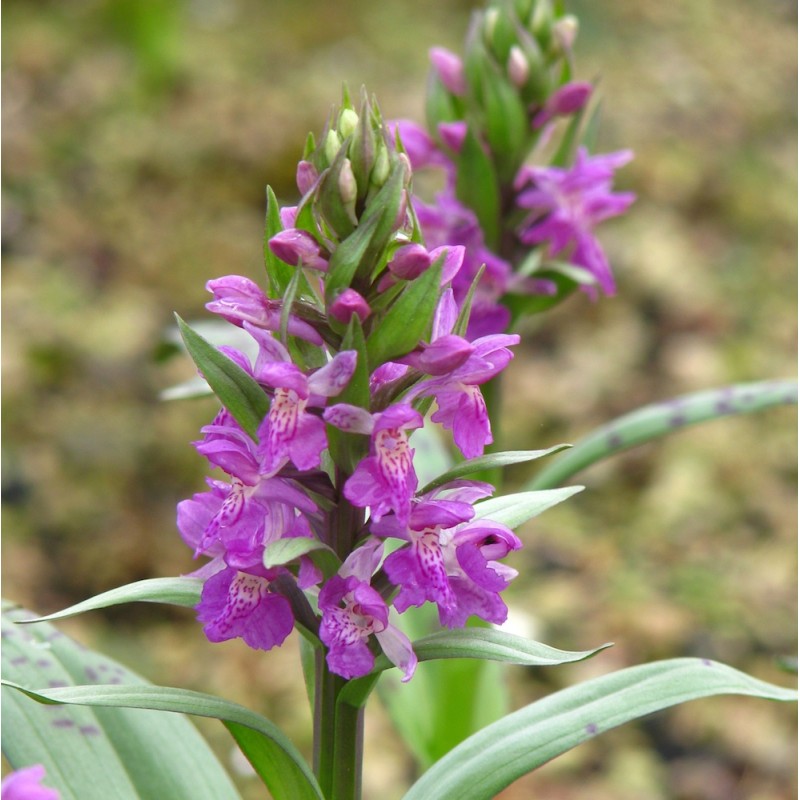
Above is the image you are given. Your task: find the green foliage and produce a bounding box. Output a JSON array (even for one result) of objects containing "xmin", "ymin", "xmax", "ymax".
[
  {"xmin": 264, "ymin": 186, "xmax": 296, "ymax": 299},
  {"xmin": 527, "ymin": 379, "xmax": 798, "ymax": 490},
  {"xmin": 16, "ymin": 578, "xmax": 203, "ymax": 624},
  {"xmin": 472, "ymin": 486, "xmax": 584, "ymax": 528},
  {"xmin": 263, "ymin": 538, "xmax": 341, "ymax": 579},
  {"xmin": 175, "ymin": 315, "xmax": 269, "ymax": 440},
  {"xmin": 365, "ymin": 258, "xmax": 443, "ymax": 368},
  {"xmin": 2, "ymin": 602, "xmax": 241, "ymax": 800},
  {"xmin": 402, "ymin": 658, "xmax": 798, "ymax": 800},
  {"xmin": 419, "ymin": 444, "xmax": 570, "ymax": 494}
]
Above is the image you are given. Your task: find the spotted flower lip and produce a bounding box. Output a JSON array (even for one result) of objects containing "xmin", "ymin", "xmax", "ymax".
[
  {"xmin": 196, "ymin": 566, "xmax": 295, "ymax": 651},
  {"xmin": 324, "ymin": 403, "xmax": 423, "ymax": 523},
  {"xmin": 376, "ymin": 494, "xmax": 522, "ymax": 629},
  {"xmin": 318, "ymin": 539, "xmax": 416, "ymax": 681}
]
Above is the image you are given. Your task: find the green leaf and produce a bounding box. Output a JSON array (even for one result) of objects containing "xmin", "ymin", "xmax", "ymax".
[
  {"xmin": 455, "ymin": 126, "xmax": 500, "ymax": 249},
  {"xmin": 480, "ymin": 66, "xmax": 530, "ymax": 182},
  {"xmin": 366, "ymin": 258, "xmax": 443, "ymax": 367},
  {"xmin": 16, "ymin": 578, "xmax": 202, "ymax": 624},
  {"xmin": 263, "ymin": 185, "xmax": 295, "ymax": 298},
  {"xmin": 377, "ymin": 631, "xmax": 508, "ymax": 769},
  {"xmin": 402, "ymin": 657, "xmax": 798, "ymax": 800},
  {"xmin": 263, "ymin": 538, "xmax": 341, "ymax": 578},
  {"xmin": 1, "ymin": 602, "xmax": 241, "ymax": 800},
  {"xmin": 502, "ymin": 268, "xmax": 582, "ymax": 322},
  {"xmin": 4, "ymin": 679, "xmax": 323, "ymax": 800},
  {"xmin": 419, "ymin": 445, "xmax": 570, "ymax": 494},
  {"xmin": 324, "ymin": 161, "xmax": 405, "ymax": 305},
  {"xmin": 340, "ymin": 625, "xmax": 610, "ymax": 710},
  {"xmin": 472, "ymin": 486, "xmax": 584, "ymax": 529},
  {"xmin": 175, "ymin": 315, "xmax": 269, "ymax": 440},
  {"xmin": 376, "ymin": 625, "xmax": 610, "ymax": 769},
  {"xmin": 526, "ymin": 379, "xmax": 798, "ymax": 490},
  {"xmin": 408, "ymin": 628, "xmax": 611, "ymax": 666}
]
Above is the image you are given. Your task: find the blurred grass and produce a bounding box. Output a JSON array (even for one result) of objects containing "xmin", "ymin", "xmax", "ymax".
[{"xmin": 2, "ymin": 1, "xmax": 796, "ymax": 798}]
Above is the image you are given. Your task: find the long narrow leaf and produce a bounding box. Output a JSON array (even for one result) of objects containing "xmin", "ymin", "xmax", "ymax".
[
  {"xmin": 16, "ymin": 578, "xmax": 203, "ymax": 624},
  {"xmin": 3, "ymin": 681, "xmax": 323, "ymax": 800},
  {"xmin": 402, "ymin": 657, "xmax": 797, "ymax": 800},
  {"xmin": 472, "ymin": 486, "xmax": 584, "ymax": 529},
  {"xmin": 527, "ymin": 379, "xmax": 797, "ymax": 490},
  {"xmin": 2, "ymin": 603, "xmax": 241, "ymax": 800},
  {"xmin": 176, "ymin": 315, "xmax": 269, "ymax": 440},
  {"xmin": 420, "ymin": 445, "xmax": 570, "ymax": 494},
  {"xmin": 339, "ymin": 627, "xmax": 611, "ymax": 709}
]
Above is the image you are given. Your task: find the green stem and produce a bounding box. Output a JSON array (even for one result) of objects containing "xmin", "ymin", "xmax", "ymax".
[{"xmin": 314, "ymin": 650, "xmax": 364, "ymax": 800}]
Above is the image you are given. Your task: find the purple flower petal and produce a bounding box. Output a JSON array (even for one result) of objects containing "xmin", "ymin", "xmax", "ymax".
[{"xmin": 197, "ymin": 568, "xmax": 294, "ymax": 651}]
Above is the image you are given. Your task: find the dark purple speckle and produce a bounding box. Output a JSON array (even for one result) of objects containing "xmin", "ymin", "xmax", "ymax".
[
  {"xmin": 79, "ymin": 725, "xmax": 101, "ymax": 737},
  {"xmin": 586, "ymin": 723, "xmax": 598, "ymax": 735},
  {"xmin": 10, "ymin": 656, "xmax": 28, "ymax": 667},
  {"xmin": 52, "ymin": 718, "xmax": 75, "ymax": 729},
  {"xmin": 84, "ymin": 667, "xmax": 99, "ymax": 682},
  {"xmin": 701, "ymin": 658, "xmax": 713, "ymax": 667},
  {"xmin": 607, "ymin": 432, "xmax": 623, "ymax": 448},
  {"xmin": 35, "ymin": 659, "xmax": 53, "ymax": 669},
  {"xmin": 48, "ymin": 680, "xmax": 69, "ymax": 688}
]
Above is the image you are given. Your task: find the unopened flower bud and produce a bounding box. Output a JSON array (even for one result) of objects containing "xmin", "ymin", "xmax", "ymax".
[
  {"xmin": 530, "ymin": 0, "xmax": 553, "ymax": 39},
  {"xmin": 269, "ymin": 229, "xmax": 329, "ymax": 271},
  {"xmin": 338, "ymin": 158, "xmax": 358, "ymax": 206},
  {"xmin": 338, "ymin": 108, "xmax": 359, "ymax": 140},
  {"xmin": 553, "ymin": 15, "xmax": 579, "ymax": 52},
  {"xmin": 507, "ymin": 45, "xmax": 530, "ymax": 88},
  {"xmin": 387, "ymin": 243, "xmax": 431, "ymax": 281},
  {"xmin": 437, "ymin": 121, "xmax": 468, "ymax": 153},
  {"xmin": 429, "ymin": 47, "xmax": 466, "ymax": 96},
  {"xmin": 531, "ymin": 81, "xmax": 592, "ymax": 128},
  {"xmin": 403, "ymin": 334, "xmax": 474, "ymax": 376},
  {"xmin": 397, "ymin": 152, "xmax": 413, "ymax": 187},
  {"xmin": 324, "ymin": 129, "xmax": 342, "ymax": 165},
  {"xmin": 296, "ymin": 160, "xmax": 318, "ymax": 195},
  {"xmin": 483, "ymin": 8, "xmax": 500, "ymax": 43},
  {"xmin": 369, "ymin": 142, "xmax": 391, "ymax": 188},
  {"xmin": 329, "ymin": 288, "xmax": 371, "ymax": 324}
]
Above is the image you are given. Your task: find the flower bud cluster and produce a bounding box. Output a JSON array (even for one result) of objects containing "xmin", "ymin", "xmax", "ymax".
[
  {"xmin": 178, "ymin": 92, "xmax": 522, "ymax": 682},
  {"xmin": 398, "ymin": 0, "xmax": 634, "ymax": 338}
]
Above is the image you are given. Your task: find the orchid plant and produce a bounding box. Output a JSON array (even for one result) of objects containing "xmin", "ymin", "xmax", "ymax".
[{"xmin": 2, "ymin": 1, "xmax": 795, "ymax": 798}]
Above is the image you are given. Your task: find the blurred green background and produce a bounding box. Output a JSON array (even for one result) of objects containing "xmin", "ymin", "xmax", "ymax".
[{"xmin": 2, "ymin": 1, "xmax": 796, "ymax": 798}]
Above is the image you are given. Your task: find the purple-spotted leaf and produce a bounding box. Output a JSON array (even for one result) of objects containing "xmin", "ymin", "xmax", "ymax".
[
  {"xmin": 527, "ymin": 379, "xmax": 798, "ymax": 490},
  {"xmin": 402, "ymin": 658, "xmax": 798, "ymax": 800},
  {"xmin": 1, "ymin": 602, "xmax": 241, "ymax": 800}
]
